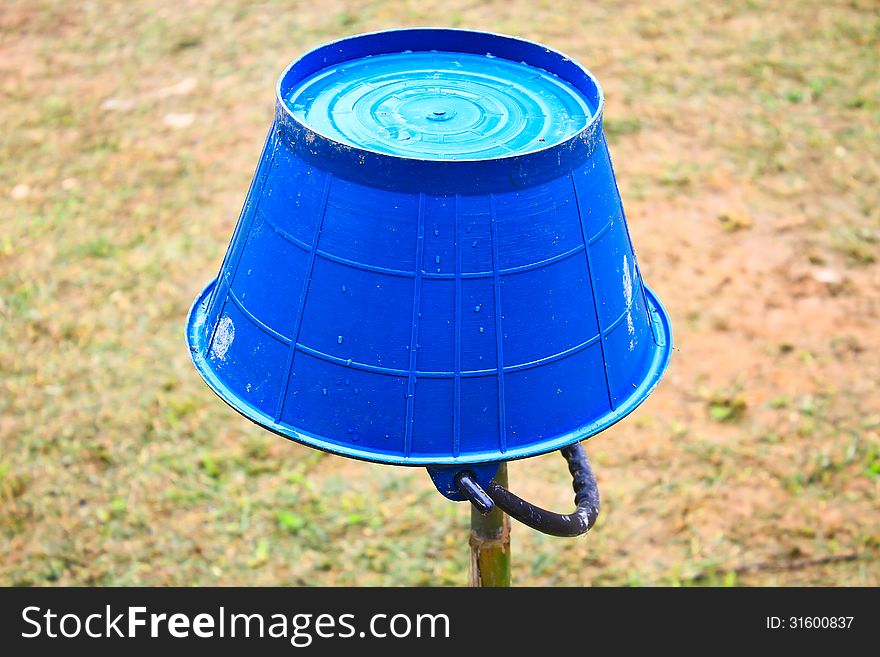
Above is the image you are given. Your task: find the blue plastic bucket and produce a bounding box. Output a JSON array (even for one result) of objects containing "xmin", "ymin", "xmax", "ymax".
[{"xmin": 186, "ymin": 28, "xmax": 672, "ymax": 500}]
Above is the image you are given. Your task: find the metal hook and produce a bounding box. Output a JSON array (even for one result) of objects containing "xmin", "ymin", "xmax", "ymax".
[
  {"xmin": 455, "ymin": 442, "xmax": 600, "ymax": 538},
  {"xmin": 455, "ymin": 471, "xmax": 496, "ymax": 515}
]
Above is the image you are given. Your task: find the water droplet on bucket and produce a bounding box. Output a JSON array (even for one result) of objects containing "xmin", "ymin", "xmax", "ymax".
[
  {"xmin": 479, "ymin": 326, "xmax": 485, "ymax": 333},
  {"xmin": 338, "ymin": 335, "xmax": 344, "ymax": 344},
  {"xmin": 471, "ymin": 241, "xmax": 478, "ymax": 248},
  {"xmin": 435, "ymin": 255, "xmax": 441, "ymax": 264},
  {"xmin": 474, "ymin": 304, "xmax": 481, "ymax": 312},
  {"xmin": 322, "ymin": 388, "xmax": 327, "ymax": 396},
  {"xmin": 433, "ymin": 228, "xmax": 439, "ymax": 237},
  {"xmin": 342, "ymin": 285, "xmax": 346, "ymax": 293}
]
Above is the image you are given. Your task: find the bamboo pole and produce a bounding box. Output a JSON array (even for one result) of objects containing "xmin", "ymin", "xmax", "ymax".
[{"xmin": 468, "ymin": 463, "xmax": 511, "ymax": 587}]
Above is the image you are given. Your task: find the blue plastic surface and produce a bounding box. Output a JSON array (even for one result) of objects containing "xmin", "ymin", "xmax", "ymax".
[
  {"xmin": 427, "ymin": 462, "xmax": 501, "ymax": 501},
  {"xmin": 285, "ymin": 50, "xmax": 592, "ymax": 160},
  {"xmin": 186, "ymin": 29, "xmax": 673, "ymax": 500}
]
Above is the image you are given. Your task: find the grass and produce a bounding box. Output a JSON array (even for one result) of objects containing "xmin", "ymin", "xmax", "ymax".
[{"xmin": 1, "ymin": 0, "xmax": 878, "ymax": 586}]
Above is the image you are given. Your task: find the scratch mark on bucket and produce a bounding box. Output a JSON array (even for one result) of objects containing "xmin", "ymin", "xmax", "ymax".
[
  {"xmin": 210, "ymin": 315, "xmax": 235, "ymax": 360},
  {"xmin": 623, "ymin": 255, "xmax": 635, "ymax": 350}
]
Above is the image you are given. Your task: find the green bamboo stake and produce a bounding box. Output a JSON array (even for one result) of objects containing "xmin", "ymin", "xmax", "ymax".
[{"xmin": 468, "ymin": 463, "xmax": 511, "ymax": 587}]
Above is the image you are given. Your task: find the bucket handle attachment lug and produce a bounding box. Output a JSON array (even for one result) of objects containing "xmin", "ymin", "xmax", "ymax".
[{"xmin": 455, "ymin": 442, "xmax": 600, "ymax": 538}]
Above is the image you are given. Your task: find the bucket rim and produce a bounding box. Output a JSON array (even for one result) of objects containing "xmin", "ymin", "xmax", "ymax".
[{"xmin": 185, "ymin": 277, "xmax": 673, "ymax": 467}]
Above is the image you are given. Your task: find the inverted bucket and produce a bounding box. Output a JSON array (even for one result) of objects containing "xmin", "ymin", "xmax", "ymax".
[{"xmin": 186, "ymin": 28, "xmax": 672, "ymax": 497}]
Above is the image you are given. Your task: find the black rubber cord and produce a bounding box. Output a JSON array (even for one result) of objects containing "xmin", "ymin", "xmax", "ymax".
[{"xmin": 456, "ymin": 442, "xmax": 601, "ymax": 538}]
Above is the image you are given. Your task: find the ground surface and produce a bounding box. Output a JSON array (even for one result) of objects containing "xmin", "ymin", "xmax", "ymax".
[{"xmin": 1, "ymin": 0, "xmax": 878, "ymax": 585}]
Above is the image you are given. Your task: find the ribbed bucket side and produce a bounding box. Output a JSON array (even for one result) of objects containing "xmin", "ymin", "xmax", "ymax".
[{"xmin": 187, "ymin": 123, "xmax": 671, "ymax": 466}]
